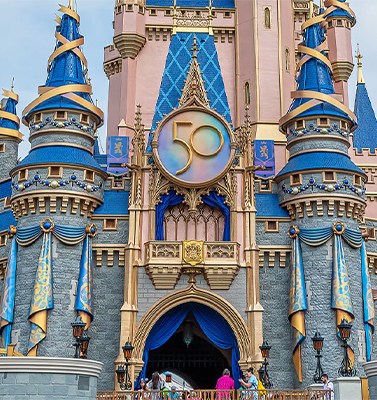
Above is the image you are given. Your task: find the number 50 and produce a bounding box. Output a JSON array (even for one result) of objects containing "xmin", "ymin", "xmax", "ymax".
[{"xmin": 173, "ymin": 121, "xmax": 224, "ymax": 175}]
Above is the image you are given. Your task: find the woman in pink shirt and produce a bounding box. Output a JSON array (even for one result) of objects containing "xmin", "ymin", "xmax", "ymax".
[{"xmin": 216, "ymin": 369, "xmax": 235, "ymax": 400}]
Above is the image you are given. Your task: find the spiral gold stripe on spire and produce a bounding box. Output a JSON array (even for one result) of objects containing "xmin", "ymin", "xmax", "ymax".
[
  {"xmin": 2, "ymin": 89, "xmax": 18, "ymax": 103},
  {"xmin": 323, "ymin": 0, "xmax": 356, "ymax": 21},
  {"xmin": 23, "ymin": 84, "xmax": 104, "ymax": 126},
  {"xmin": 296, "ymin": 42, "xmax": 327, "ymax": 73},
  {"xmin": 48, "ymin": 37, "xmax": 85, "ymax": 66},
  {"xmin": 58, "ymin": 4, "xmax": 80, "ymax": 24},
  {"xmin": 0, "ymin": 128, "xmax": 23, "ymax": 140},
  {"xmin": 296, "ymin": 45, "xmax": 333, "ymax": 73},
  {"xmin": 55, "ymin": 32, "xmax": 88, "ymax": 68},
  {"xmin": 0, "ymin": 111, "xmax": 20, "ymax": 126}
]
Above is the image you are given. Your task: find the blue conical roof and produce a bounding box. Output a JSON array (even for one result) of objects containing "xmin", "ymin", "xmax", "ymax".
[
  {"xmin": 0, "ymin": 97, "xmax": 19, "ymax": 131},
  {"xmin": 287, "ymin": 20, "xmax": 351, "ymax": 122},
  {"xmin": 23, "ymin": 4, "xmax": 102, "ymax": 123},
  {"xmin": 353, "ymin": 83, "xmax": 377, "ymax": 152}
]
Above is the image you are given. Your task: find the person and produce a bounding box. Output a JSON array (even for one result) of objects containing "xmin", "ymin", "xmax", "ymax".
[
  {"xmin": 139, "ymin": 379, "xmax": 150, "ymax": 392},
  {"xmin": 321, "ymin": 374, "xmax": 334, "ymax": 400},
  {"xmin": 239, "ymin": 368, "xmax": 258, "ymax": 400},
  {"xmin": 216, "ymin": 369, "xmax": 235, "ymax": 390},
  {"xmin": 148, "ymin": 372, "xmax": 163, "ymax": 400},
  {"xmin": 216, "ymin": 368, "xmax": 235, "ymax": 400},
  {"xmin": 169, "ymin": 386, "xmax": 179, "ymax": 400}
]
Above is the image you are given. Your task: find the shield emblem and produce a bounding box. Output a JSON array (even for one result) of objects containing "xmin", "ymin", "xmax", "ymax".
[{"xmin": 183, "ymin": 240, "xmax": 204, "ymax": 266}]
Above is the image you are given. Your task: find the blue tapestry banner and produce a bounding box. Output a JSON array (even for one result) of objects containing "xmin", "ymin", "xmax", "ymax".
[
  {"xmin": 254, "ymin": 140, "xmax": 275, "ymax": 179},
  {"xmin": 107, "ymin": 136, "xmax": 129, "ymax": 174}
]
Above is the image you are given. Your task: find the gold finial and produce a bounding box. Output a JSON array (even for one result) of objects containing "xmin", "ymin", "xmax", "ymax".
[
  {"xmin": 68, "ymin": 0, "xmax": 74, "ymax": 11},
  {"xmin": 355, "ymin": 44, "xmax": 365, "ymax": 84},
  {"xmin": 191, "ymin": 37, "xmax": 198, "ymax": 59},
  {"xmin": 320, "ymin": 0, "xmax": 324, "ymax": 9},
  {"xmin": 11, "ymin": 77, "xmax": 14, "ymax": 93}
]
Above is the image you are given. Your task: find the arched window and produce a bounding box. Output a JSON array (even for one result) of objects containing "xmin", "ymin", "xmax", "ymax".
[
  {"xmin": 285, "ymin": 48, "xmax": 290, "ymax": 72},
  {"xmin": 244, "ymin": 81, "xmax": 250, "ymax": 105},
  {"xmin": 264, "ymin": 7, "xmax": 271, "ymax": 29}
]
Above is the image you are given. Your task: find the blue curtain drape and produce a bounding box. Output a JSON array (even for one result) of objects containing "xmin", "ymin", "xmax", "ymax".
[
  {"xmin": 202, "ymin": 191, "xmax": 230, "ymax": 241},
  {"xmin": 135, "ymin": 306, "xmax": 189, "ymax": 388},
  {"xmin": 0, "ymin": 237, "xmax": 17, "ymax": 349},
  {"xmin": 289, "ymin": 223, "xmax": 375, "ymax": 367},
  {"xmin": 156, "ymin": 190, "xmax": 231, "ymax": 241},
  {"xmin": 361, "ymin": 240, "xmax": 375, "ymax": 361},
  {"xmin": 0, "ymin": 221, "xmax": 95, "ymax": 353},
  {"xmin": 190, "ymin": 303, "xmax": 242, "ymax": 387},
  {"xmin": 155, "ymin": 190, "xmax": 185, "ymax": 240},
  {"xmin": 136, "ymin": 302, "xmax": 243, "ymax": 388}
]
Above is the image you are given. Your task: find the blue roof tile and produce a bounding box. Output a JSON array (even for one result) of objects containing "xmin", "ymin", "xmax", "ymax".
[
  {"xmin": 256, "ymin": 194, "xmax": 289, "ymax": 218},
  {"xmin": 146, "ymin": 32, "xmax": 232, "ymax": 152},
  {"xmin": 0, "ymin": 179, "xmax": 12, "ymax": 200},
  {"xmin": 146, "ymin": 0, "xmax": 235, "ymax": 7},
  {"xmin": 353, "ymin": 83, "xmax": 377, "ymax": 152},
  {"xmin": 16, "ymin": 146, "xmax": 104, "ymax": 172},
  {"xmin": 93, "ymin": 191, "xmax": 129, "ymax": 215},
  {"xmin": 0, "ymin": 210, "xmax": 16, "ymax": 232},
  {"xmin": 275, "ymin": 152, "xmax": 365, "ymax": 179}
]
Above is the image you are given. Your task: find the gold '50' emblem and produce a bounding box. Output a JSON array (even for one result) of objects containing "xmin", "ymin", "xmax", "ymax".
[{"xmin": 173, "ymin": 121, "xmax": 224, "ymax": 175}]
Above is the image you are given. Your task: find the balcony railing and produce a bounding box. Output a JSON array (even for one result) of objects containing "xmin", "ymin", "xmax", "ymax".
[
  {"xmin": 145, "ymin": 241, "xmax": 240, "ymax": 290},
  {"xmin": 98, "ymin": 389, "xmax": 327, "ymax": 400}
]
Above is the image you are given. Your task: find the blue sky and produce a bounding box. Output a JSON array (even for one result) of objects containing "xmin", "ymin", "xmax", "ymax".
[{"xmin": 0, "ymin": 0, "xmax": 375, "ymax": 158}]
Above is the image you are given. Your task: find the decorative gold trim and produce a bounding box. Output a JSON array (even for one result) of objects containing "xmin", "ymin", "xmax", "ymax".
[
  {"xmin": 0, "ymin": 128, "xmax": 23, "ymax": 141},
  {"xmin": 22, "ymin": 84, "xmax": 103, "ymax": 124},
  {"xmin": 2, "ymin": 89, "xmax": 18, "ymax": 102},
  {"xmin": 0, "ymin": 111, "xmax": 20, "ymax": 126},
  {"xmin": 58, "ymin": 4, "xmax": 80, "ymax": 23}
]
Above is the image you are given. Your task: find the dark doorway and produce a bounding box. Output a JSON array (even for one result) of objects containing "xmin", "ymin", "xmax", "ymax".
[{"xmin": 146, "ymin": 312, "xmax": 232, "ymax": 389}]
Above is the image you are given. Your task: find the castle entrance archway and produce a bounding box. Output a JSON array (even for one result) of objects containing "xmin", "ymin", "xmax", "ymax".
[{"xmin": 132, "ymin": 285, "xmax": 252, "ymax": 389}]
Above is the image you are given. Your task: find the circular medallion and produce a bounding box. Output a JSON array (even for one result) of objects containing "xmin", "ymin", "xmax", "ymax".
[{"xmin": 152, "ymin": 107, "xmax": 236, "ymax": 188}]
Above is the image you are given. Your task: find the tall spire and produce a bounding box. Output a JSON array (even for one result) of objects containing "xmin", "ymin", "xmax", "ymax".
[
  {"xmin": 22, "ymin": 2, "xmax": 103, "ymax": 125},
  {"xmin": 0, "ymin": 89, "xmax": 22, "ymax": 141},
  {"xmin": 355, "ymin": 44, "xmax": 365, "ymax": 85},
  {"xmin": 279, "ymin": 11, "xmax": 357, "ymax": 130}
]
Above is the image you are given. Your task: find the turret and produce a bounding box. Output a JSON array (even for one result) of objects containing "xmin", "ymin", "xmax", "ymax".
[
  {"xmin": 5, "ymin": 1, "xmax": 106, "ymax": 357},
  {"xmin": 276, "ymin": 10, "xmax": 369, "ymax": 387},
  {"xmin": 322, "ymin": 0, "xmax": 356, "ymax": 106},
  {"xmin": 350, "ymin": 47, "xmax": 377, "ymax": 219},
  {"xmin": 0, "ymin": 88, "xmax": 22, "ymax": 181}
]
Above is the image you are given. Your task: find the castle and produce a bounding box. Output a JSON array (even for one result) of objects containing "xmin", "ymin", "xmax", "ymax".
[{"xmin": 0, "ymin": 0, "xmax": 377, "ymax": 397}]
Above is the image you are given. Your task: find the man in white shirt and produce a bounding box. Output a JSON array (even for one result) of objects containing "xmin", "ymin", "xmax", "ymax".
[{"xmin": 321, "ymin": 374, "xmax": 334, "ymax": 400}]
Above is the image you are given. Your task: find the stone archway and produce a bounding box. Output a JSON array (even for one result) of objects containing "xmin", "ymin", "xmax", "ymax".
[{"xmin": 132, "ymin": 284, "xmax": 252, "ymax": 378}]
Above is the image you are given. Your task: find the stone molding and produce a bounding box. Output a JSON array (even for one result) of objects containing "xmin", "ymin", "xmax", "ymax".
[
  {"xmin": 113, "ymin": 33, "xmax": 146, "ymax": 59},
  {"xmin": 258, "ymin": 245, "xmax": 291, "ymax": 268},
  {"xmin": 145, "ymin": 241, "xmax": 240, "ymax": 289},
  {"xmin": 280, "ymin": 195, "xmax": 366, "ymax": 222},
  {"xmin": 0, "ymin": 357, "xmax": 103, "ymax": 377},
  {"xmin": 363, "ymin": 360, "xmax": 377, "ymax": 377},
  {"xmin": 104, "ymin": 57, "xmax": 122, "ymax": 78},
  {"xmin": 332, "ymin": 61, "xmax": 354, "ymax": 83}
]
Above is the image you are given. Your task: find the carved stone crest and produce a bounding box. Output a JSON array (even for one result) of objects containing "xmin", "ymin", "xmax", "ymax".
[{"xmin": 183, "ymin": 240, "xmax": 204, "ymax": 266}]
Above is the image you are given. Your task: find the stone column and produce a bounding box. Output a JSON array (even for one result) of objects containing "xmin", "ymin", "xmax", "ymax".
[
  {"xmin": 333, "ymin": 377, "xmax": 362, "ymax": 400},
  {"xmin": 363, "ymin": 361, "xmax": 377, "ymax": 400},
  {"xmin": 0, "ymin": 357, "xmax": 103, "ymax": 400}
]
